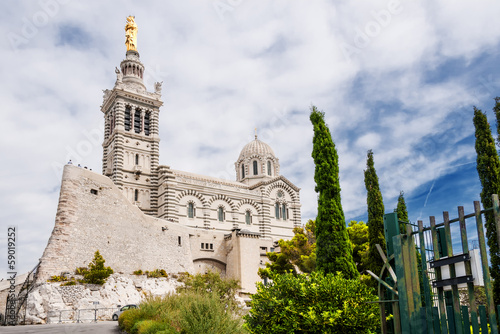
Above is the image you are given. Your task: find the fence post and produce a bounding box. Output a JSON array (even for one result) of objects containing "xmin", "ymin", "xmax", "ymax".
[
  {"xmin": 477, "ymin": 199, "xmax": 499, "ymax": 333},
  {"xmin": 443, "ymin": 211, "xmax": 463, "ymax": 334},
  {"xmin": 431, "ymin": 216, "xmax": 448, "ymax": 334},
  {"xmin": 458, "ymin": 206, "xmax": 479, "ymax": 333},
  {"xmin": 394, "ymin": 234, "xmax": 412, "ymax": 334},
  {"xmin": 418, "ymin": 220, "xmax": 434, "ymax": 334}
]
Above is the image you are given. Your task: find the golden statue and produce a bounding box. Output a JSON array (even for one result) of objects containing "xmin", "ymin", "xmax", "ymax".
[{"xmin": 125, "ymin": 16, "xmax": 137, "ymax": 51}]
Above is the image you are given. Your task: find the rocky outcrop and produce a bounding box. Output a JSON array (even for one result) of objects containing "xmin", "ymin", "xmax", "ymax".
[{"xmin": 25, "ymin": 274, "xmax": 181, "ymax": 324}]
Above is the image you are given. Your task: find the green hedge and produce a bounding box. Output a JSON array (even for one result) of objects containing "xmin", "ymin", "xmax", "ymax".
[{"xmin": 244, "ymin": 271, "xmax": 379, "ymax": 333}]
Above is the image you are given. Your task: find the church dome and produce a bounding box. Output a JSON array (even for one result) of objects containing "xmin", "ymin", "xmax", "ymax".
[
  {"xmin": 236, "ymin": 135, "xmax": 280, "ymax": 184},
  {"xmin": 238, "ymin": 136, "xmax": 276, "ymax": 162}
]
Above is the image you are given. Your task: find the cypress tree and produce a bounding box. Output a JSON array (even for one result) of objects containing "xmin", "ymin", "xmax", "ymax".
[
  {"xmin": 310, "ymin": 106, "xmax": 358, "ymax": 279},
  {"xmin": 396, "ymin": 191, "xmax": 409, "ymax": 233},
  {"xmin": 364, "ymin": 150, "xmax": 386, "ymax": 277},
  {"xmin": 474, "ymin": 106, "xmax": 500, "ymax": 305}
]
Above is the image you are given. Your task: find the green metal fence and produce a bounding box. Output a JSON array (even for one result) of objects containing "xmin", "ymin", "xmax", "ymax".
[{"xmin": 377, "ymin": 194, "xmax": 500, "ymax": 334}]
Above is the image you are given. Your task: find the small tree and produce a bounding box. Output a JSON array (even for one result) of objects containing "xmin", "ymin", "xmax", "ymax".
[
  {"xmin": 474, "ymin": 106, "xmax": 500, "ymax": 305},
  {"xmin": 244, "ymin": 271, "xmax": 378, "ymax": 333},
  {"xmin": 83, "ymin": 250, "xmax": 114, "ymax": 285},
  {"xmin": 364, "ymin": 150, "xmax": 386, "ymax": 279},
  {"xmin": 259, "ymin": 220, "xmax": 316, "ymax": 279},
  {"xmin": 396, "ymin": 191, "xmax": 409, "ymax": 233},
  {"xmin": 310, "ymin": 106, "xmax": 358, "ymax": 279}
]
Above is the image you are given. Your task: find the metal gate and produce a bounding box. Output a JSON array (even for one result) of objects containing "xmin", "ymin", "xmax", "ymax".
[{"xmin": 375, "ymin": 194, "xmax": 500, "ymax": 334}]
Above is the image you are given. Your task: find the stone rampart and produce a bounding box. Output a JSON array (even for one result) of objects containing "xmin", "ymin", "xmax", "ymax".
[{"xmin": 37, "ymin": 165, "xmax": 195, "ymax": 283}]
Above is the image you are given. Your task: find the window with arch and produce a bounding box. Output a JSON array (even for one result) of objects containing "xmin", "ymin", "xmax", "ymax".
[
  {"xmin": 241, "ymin": 164, "xmax": 245, "ymax": 179},
  {"xmin": 245, "ymin": 210, "xmax": 252, "ymax": 225},
  {"xmin": 187, "ymin": 202, "xmax": 195, "ymax": 218},
  {"xmin": 282, "ymin": 203, "xmax": 287, "ymax": 220},
  {"xmin": 144, "ymin": 111, "xmax": 150, "ymax": 136},
  {"xmin": 125, "ymin": 106, "xmax": 131, "ymax": 131},
  {"xmin": 275, "ymin": 203, "xmax": 280, "ymax": 219},
  {"xmin": 253, "ymin": 160, "xmax": 258, "ymax": 175},
  {"xmin": 134, "ymin": 189, "xmax": 139, "ymax": 202},
  {"xmin": 218, "ymin": 207, "xmax": 225, "ymax": 222},
  {"xmin": 267, "ymin": 161, "xmax": 272, "ymax": 176},
  {"xmin": 135, "ymin": 154, "xmax": 139, "ymax": 165},
  {"xmin": 134, "ymin": 109, "xmax": 142, "ymax": 133}
]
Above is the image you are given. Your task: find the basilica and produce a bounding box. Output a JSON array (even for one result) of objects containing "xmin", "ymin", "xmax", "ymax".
[{"xmin": 37, "ymin": 17, "xmax": 302, "ymax": 294}]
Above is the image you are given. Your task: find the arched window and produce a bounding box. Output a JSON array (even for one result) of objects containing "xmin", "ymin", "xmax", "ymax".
[
  {"xmin": 135, "ymin": 154, "xmax": 139, "ymax": 165},
  {"xmin": 187, "ymin": 202, "xmax": 194, "ymax": 218},
  {"xmin": 134, "ymin": 189, "xmax": 139, "ymax": 202},
  {"xmin": 125, "ymin": 106, "xmax": 131, "ymax": 131},
  {"xmin": 267, "ymin": 161, "xmax": 272, "ymax": 176},
  {"xmin": 144, "ymin": 112, "xmax": 150, "ymax": 136},
  {"xmin": 241, "ymin": 164, "xmax": 245, "ymax": 179},
  {"xmin": 218, "ymin": 207, "xmax": 225, "ymax": 222},
  {"xmin": 134, "ymin": 109, "xmax": 142, "ymax": 134},
  {"xmin": 245, "ymin": 211, "xmax": 252, "ymax": 225},
  {"xmin": 275, "ymin": 203, "xmax": 280, "ymax": 219},
  {"xmin": 282, "ymin": 204, "xmax": 287, "ymax": 220},
  {"xmin": 253, "ymin": 160, "xmax": 258, "ymax": 175}
]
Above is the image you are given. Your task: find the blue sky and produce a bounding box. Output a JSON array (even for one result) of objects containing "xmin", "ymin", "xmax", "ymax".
[{"xmin": 1, "ymin": 1, "xmax": 500, "ymax": 279}]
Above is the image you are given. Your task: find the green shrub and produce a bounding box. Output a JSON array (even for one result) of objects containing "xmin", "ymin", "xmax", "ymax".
[
  {"xmin": 133, "ymin": 269, "xmax": 143, "ymax": 275},
  {"xmin": 61, "ymin": 280, "xmax": 76, "ymax": 286},
  {"xmin": 135, "ymin": 319, "xmax": 176, "ymax": 334},
  {"xmin": 179, "ymin": 292, "xmax": 246, "ymax": 334},
  {"xmin": 244, "ymin": 271, "xmax": 379, "ymax": 333},
  {"xmin": 119, "ymin": 291, "xmax": 246, "ymax": 333},
  {"xmin": 48, "ymin": 275, "xmax": 67, "ymax": 282},
  {"xmin": 145, "ymin": 269, "xmax": 168, "ymax": 278},
  {"xmin": 176, "ymin": 271, "xmax": 240, "ymax": 310},
  {"xmin": 82, "ymin": 250, "xmax": 113, "ymax": 285},
  {"xmin": 119, "ymin": 308, "xmax": 145, "ymax": 334},
  {"xmin": 75, "ymin": 267, "xmax": 89, "ymax": 275}
]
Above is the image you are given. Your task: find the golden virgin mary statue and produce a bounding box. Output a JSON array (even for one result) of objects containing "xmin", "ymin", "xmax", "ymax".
[{"xmin": 125, "ymin": 16, "xmax": 138, "ymax": 51}]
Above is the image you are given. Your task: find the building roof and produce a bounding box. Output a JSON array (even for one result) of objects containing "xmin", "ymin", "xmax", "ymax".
[{"xmin": 238, "ymin": 135, "xmax": 276, "ymax": 162}]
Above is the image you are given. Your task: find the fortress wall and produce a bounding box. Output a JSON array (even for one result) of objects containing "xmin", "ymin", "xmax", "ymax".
[{"xmin": 37, "ymin": 165, "xmax": 195, "ymax": 283}]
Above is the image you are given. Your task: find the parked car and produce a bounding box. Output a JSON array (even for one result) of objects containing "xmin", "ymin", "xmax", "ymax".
[{"xmin": 112, "ymin": 304, "xmax": 138, "ymax": 321}]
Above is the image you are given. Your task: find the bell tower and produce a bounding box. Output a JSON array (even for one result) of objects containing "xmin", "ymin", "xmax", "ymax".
[{"xmin": 101, "ymin": 16, "xmax": 163, "ymax": 216}]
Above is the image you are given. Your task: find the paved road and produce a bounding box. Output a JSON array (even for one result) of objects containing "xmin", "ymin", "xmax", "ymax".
[{"xmin": 0, "ymin": 321, "xmax": 121, "ymax": 333}]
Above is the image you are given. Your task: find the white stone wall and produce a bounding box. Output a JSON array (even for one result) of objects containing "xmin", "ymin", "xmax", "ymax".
[{"xmin": 37, "ymin": 165, "xmax": 195, "ymax": 283}]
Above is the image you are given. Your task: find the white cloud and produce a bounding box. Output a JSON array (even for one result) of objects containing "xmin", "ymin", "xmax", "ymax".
[{"xmin": 1, "ymin": 0, "xmax": 499, "ymax": 279}]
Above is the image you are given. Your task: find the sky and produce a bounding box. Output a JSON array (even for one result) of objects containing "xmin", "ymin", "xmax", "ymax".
[{"xmin": 1, "ymin": 0, "xmax": 500, "ymax": 279}]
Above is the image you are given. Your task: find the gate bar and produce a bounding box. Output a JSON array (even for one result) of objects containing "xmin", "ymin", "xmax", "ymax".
[
  {"xmin": 443, "ymin": 211, "xmax": 463, "ymax": 334},
  {"xmin": 458, "ymin": 206, "xmax": 479, "ymax": 333},
  {"xmin": 431, "ymin": 216, "xmax": 448, "ymax": 334}
]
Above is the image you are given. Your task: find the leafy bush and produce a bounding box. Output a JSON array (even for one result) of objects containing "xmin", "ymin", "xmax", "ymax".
[
  {"xmin": 82, "ymin": 250, "xmax": 113, "ymax": 285},
  {"xmin": 133, "ymin": 269, "xmax": 143, "ymax": 275},
  {"xmin": 179, "ymin": 292, "xmax": 246, "ymax": 333},
  {"xmin": 47, "ymin": 275, "xmax": 67, "ymax": 282},
  {"xmin": 177, "ymin": 271, "xmax": 240, "ymax": 309},
  {"xmin": 134, "ymin": 319, "xmax": 175, "ymax": 334},
  {"xmin": 145, "ymin": 269, "xmax": 168, "ymax": 278},
  {"xmin": 118, "ymin": 292, "xmax": 246, "ymax": 334},
  {"xmin": 75, "ymin": 267, "xmax": 89, "ymax": 275},
  {"xmin": 61, "ymin": 280, "xmax": 76, "ymax": 286},
  {"xmin": 244, "ymin": 271, "xmax": 379, "ymax": 333}
]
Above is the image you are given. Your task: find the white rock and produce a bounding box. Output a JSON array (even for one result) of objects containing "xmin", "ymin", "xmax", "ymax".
[{"xmin": 26, "ymin": 274, "xmax": 181, "ymax": 323}]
